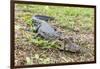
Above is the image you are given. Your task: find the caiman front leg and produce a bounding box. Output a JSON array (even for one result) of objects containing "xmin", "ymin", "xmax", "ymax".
[
  {"xmin": 32, "ymin": 33, "xmax": 39, "ymax": 39},
  {"xmin": 58, "ymin": 40, "xmax": 66, "ymax": 51}
]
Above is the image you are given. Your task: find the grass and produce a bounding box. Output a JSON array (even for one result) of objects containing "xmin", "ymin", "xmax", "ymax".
[{"xmin": 14, "ymin": 4, "xmax": 95, "ymax": 66}]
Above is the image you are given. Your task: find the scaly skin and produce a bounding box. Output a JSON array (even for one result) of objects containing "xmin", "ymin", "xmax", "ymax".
[{"xmin": 32, "ymin": 15, "xmax": 62, "ymax": 40}]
